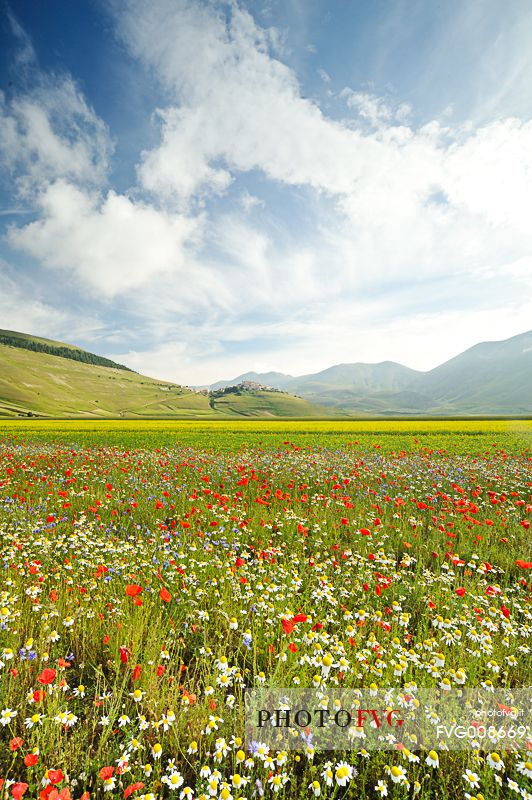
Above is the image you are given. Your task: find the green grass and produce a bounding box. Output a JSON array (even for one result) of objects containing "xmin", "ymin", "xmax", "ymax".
[{"xmin": 1, "ymin": 418, "xmax": 531, "ymax": 451}]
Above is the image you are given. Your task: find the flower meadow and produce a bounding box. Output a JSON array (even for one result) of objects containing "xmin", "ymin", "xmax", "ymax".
[{"xmin": 0, "ymin": 420, "xmax": 531, "ymax": 800}]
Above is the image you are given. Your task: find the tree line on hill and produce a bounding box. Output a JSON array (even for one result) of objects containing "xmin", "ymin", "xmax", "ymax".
[{"xmin": 0, "ymin": 333, "xmax": 132, "ymax": 372}]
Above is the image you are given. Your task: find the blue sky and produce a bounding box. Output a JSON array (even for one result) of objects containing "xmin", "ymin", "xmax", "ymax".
[{"xmin": 1, "ymin": 0, "xmax": 532, "ymax": 385}]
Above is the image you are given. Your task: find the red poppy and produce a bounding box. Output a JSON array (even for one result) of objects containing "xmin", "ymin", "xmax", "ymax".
[
  {"xmin": 292, "ymin": 614, "xmax": 308, "ymax": 623},
  {"xmin": 516, "ymin": 560, "xmax": 532, "ymax": 569},
  {"xmin": 159, "ymin": 587, "xmax": 171, "ymax": 603},
  {"xmin": 10, "ymin": 737, "xmax": 23, "ymax": 751},
  {"xmin": 124, "ymin": 784, "xmax": 144, "ymax": 799},
  {"xmin": 24, "ymin": 753, "xmax": 39, "ymax": 767},
  {"xmin": 47, "ymin": 770, "xmax": 64, "ymax": 786},
  {"xmin": 37, "ymin": 668, "xmax": 56, "ymax": 685},
  {"xmin": 132, "ymin": 664, "xmax": 141, "ymax": 681},
  {"xmin": 49, "ymin": 790, "xmax": 71, "ymax": 800},
  {"xmin": 99, "ymin": 767, "xmax": 114, "ymax": 780},
  {"xmin": 11, "ymin": 784, "xmax": 28, "ymax": 800},
  {"xmin": 125, "ymin": 584, "xmax": 142, "ymax": 597},
  {"xmin": 281, "ymin": 618, "xmax": 295, "ymax": 635},
  {"xmin": 455, "ymin": 587, "xmax": 466, "ymax": 597}
]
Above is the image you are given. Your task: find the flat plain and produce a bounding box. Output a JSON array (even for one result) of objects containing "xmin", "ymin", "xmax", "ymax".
[{"xmin": 0, "ymin": 420, "xmax": 531, "ymax": 799}]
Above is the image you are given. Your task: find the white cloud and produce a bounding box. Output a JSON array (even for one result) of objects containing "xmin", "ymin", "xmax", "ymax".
[
  {"xmin": 7, "ymin": 181, "xmax": 200, "ymax": 297},
  {"xmin": 340, "ymin": 89, "xmax": 413, "ymax": 127},
  {"xmin": 0, "ymin": 78, "xmax": 112, "ymax": 194},
  {"xmin": 114, "ymin": 0, "xmax": 375, "ymax": 203},
  {"xmin": 341, "ymin": 90, "xmax": 392, "ymax": 125},
  {"xmin": 138, "ymin": 105, "xmax": 233, "ymax": 204},
  {"xmin": 112, "ymin": 0, "xmax": 532, "ymax": 254},
  {"xmin": 239, "ymin": 190, "xmax": 263, "ymax": 212},
  {"xmin": 0, "ymin": 28, "xmax": 203, "ymax": 300},
  {"xmin": 443, "ymin": 118, "xmax": 532, "ymax": 235}
]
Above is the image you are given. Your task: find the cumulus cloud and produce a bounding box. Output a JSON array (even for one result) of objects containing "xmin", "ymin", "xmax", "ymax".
[
  {"xmin": 1, "ymin": 13, "xmax": 200, "ymax": 299},
  {"xmin": 7, "ymin": 180, "xmax": 200, "ymax": 297}
]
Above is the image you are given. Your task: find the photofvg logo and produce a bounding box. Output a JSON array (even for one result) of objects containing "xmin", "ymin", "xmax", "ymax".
[
  {"xmin": 245, "ymin": 689, "xmax": 532, "ymax": 752},
  {"xmin": 257, "ymin": 706, "xmax": 403, "ymax": 731}
]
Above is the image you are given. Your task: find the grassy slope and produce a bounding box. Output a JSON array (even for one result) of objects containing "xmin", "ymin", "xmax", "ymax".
[
  {"xmin": 417, "ymin": 330, "xmax": 532, "ymax": 413},
  {"xmin": 0, "ymin": 343, "xmax": 334, "ymax": 419},
  {"xmin": 210, "ymin": 389, "xmax": 336, "ymax": 417}
]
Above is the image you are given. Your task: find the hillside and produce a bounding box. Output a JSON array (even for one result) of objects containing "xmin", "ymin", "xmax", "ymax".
[
  {"xmin": 207, "ymin": 385, "xmax": 333, "ymax": 417},
  {"xmin": 284, "ymin": 362, "xmax": 423, "ymax": 410},
  {"xmin": 0, "ymin": 329, "xmax": 132, "ymax": 371},
  {"xmin": 0, "ymin": 332, "xmax": 334, "ymax": 419},
  {"xmin": 413, "ymin": 330, "xmax": 532, "ymax": 414}
]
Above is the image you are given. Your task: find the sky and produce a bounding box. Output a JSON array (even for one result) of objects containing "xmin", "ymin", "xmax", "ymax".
[{"xmin": 1, "ymin": 0, "xmax": 532, "ymax": 386}]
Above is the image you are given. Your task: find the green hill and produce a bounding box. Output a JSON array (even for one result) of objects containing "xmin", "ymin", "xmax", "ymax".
[
  {"xmin": 208, "ymin": 387, "xmax": 334, "ymax": 417},
  {"xmin": 0, "ymin": 330, "xmax": 334, "ymax": 419}
]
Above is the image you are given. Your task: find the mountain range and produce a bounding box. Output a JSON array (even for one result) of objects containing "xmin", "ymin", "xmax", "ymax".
[{"xmin": 207, "ymin": 329, "xmax": 532, "ymax": 416}]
